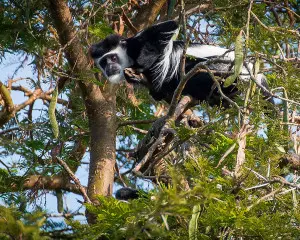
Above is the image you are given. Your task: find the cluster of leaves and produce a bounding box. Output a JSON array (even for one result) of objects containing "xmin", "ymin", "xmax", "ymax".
[
  {"xmin": 0, "ymin": 0, "xmax": 299, "ymax": 238},
  {"xmin": 0, "ymin": 206, "xmax": 47, "ymax": 240},
  {"xmin": 70, "ymin": 148, "xmax": 299, "ymax": 239}
]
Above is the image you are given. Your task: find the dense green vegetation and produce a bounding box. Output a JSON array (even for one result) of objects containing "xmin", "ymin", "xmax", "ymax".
[{"xmin": 0, "ymin": 0, "xmax": 299, "ymax": 239}]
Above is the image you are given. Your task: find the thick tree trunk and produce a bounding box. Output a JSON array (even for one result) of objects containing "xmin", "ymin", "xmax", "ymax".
[
  {"xmin": 47, "ymin": 0, "xmax": 117, "ymax": 222},
  {"xmin": 86, "ymin": 86, "xmax": 117, "ymax": 201},
  {"xmin": 47, "ymin": 0, "xmax": 170, "ymax": 224}
]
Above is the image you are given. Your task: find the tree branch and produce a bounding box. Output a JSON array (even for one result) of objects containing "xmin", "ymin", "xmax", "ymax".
[
  {"xmin": 1, "ymin": 175, "xmax": 85, "ymax": 195},
  {"xmin": 47, "ymin": 1, "xmax": 118, "ymax": 212},
  {"xmin": 132, "ymin": 0, "xmax": 168, "ymax": 30},
  {"xmin": 118, "ymin": 119, "xmax": 157, "ymax": 128},
  {"xmin": 56, "ymin": 157, "xmax": 91, "ymax": 204}
]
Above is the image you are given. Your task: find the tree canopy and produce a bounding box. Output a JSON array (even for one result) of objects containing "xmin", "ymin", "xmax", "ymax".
[{"xmin": 0, "ymin": 0, "xmax": 299, "ymax": 239}]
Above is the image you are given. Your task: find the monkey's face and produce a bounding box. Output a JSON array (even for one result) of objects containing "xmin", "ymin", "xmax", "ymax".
[
  {"xmin": 90, "ymin": 21, "xmax": 179, "ymax": 84},
  {"xmin": 90, "ymin": 34, "xmax": 133, "ymax": 84}
]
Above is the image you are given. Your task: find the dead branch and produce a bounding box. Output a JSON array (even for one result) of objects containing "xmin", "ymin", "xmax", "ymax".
[
  {"xmin": 133, "ymin": 96, "xmax": 193, "ymax": 173},
  {"xmin": 133, "ymin": 131, "xmax": 166, "ymax": 173},
  {"xmin": 247, "ymin": 187, "xmax": 282, "ymax": 211},
  {"xmin": 202, "ymin": 65, "xmax": 240, "ymax": 111},
  {"xmin": 234, "ymin": 124, "xmax": 252, "ymax": 179},
  {"xmin": 121, "ymin": 8, "xmax": 138, "ymax": 35}
]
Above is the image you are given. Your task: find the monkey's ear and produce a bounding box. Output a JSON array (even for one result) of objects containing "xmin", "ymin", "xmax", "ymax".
[{"xmin": 137, "ymin": 20, "xmax": 179, "ymax": 44}]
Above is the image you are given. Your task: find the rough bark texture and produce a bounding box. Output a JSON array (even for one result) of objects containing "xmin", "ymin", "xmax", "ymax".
[
  {"xmin": 3, "ymin": 175, "xmax": 83, "ymax": 194},
  {"xmin": 86, "ymin": 86, "xmax": 117, "ymax": 202},
  {"xmin": 133, "ymin": 0, "xmax": 168, "ymax": 30},
  {"xmin": 47, "ymin": 0, "xmax": 117, "ymax": 209},
  {"xmin": 46, "ymin": 0, "xmax": 170, "ymax": 223}
]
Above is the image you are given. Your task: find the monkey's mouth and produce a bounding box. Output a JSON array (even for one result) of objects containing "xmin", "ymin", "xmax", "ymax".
[
  {"xmin": 106, "ymin": 66, "xmax": 121, "ymax": 77},
  {"xmin": 107, "ymin": 70, "xmax": 121, "ymax": 76}
]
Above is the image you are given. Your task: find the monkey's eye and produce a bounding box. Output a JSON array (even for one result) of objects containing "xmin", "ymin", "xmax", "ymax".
[{"xmin": 111, "ymin": 55, "xmax": 118, "ymax": 63}]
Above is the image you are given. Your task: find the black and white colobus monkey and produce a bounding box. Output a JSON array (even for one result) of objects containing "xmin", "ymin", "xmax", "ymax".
[
  {"xmin": 115, "ymin": 187, "xmax": 139, "ymax": 200},
  {"xmin": 91, "ymin": 21, "xmax": 272, "ymax": 201},
  {"xmin": 90, "ymin": 20, "xmax": 270, "ymax": 105}
]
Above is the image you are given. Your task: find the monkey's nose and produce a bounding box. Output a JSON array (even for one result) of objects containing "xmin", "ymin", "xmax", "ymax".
[{"xmin": 107, "ymin": 65, "xmax": 120, "ymax": 76}]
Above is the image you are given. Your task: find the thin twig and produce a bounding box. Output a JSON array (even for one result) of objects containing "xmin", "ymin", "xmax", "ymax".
[
  {"xmin": 247, "ymin": 187, "xmax": 282, "ymax": 211},
  {"xmin": 122, "ymin": 8, "xmax": 138, "ymax": 34},
  {"xmin": 245, "ymin": 167, "xmax": 268, "ymax": 181},
  {"xmin": 46, "ymin": 212, "xmax": 84, "ymax": 218},
  {"xmin": 118, "ymin": 119, "xmax": 157, "ymax": 128},
  {"xmin": 245, "ymin": 183, "xmax": 270, "ymax": 191},
  {"xmin": 251, "ymin": 11, "xmax": 300, "ymax": 37},
  {"xmin": 130, "ymin": 126, "xmax": 148, "ymax": 134},
  {"xmin": 245, "ymin": 0, "xmax": 254, "ymax": 49},
  {"xmin": 56, "ymin": 157, "xmax": 91, "ymax": 204},
  {"xmin": 0, "ymin": 127, "xmax": 20, "ymax": 135},
  {"xmin": 0, "ymin": 159, "xmax": 12, "ymax": 175},
  {"xmin": 133, "ymin": 132, "xmax": 166, "ymax": 173},
  {"xmin": 216, "ymin": 143, "xmax": 236, "ymax": 168},
  {"xmin": 244, "ymin": 63, "xmax": 300, "ymax": 106},
  {"xmin": 203, "ymin": 65, "xmax": 241, "ymax": 111}
]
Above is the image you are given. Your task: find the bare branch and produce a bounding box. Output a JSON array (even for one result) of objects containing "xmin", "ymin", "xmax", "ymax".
[
  {"xmin": 122, "ymin": 8, "xmax": 138, "ymax": 35},
  {"xmin": 0, "ymin": 127, "xmax": 19, "ymax": 135},
  {"xmin": 133, "ymin": 0, "xmax": 168, "ymax": 31},
  {"xmin": 251, "ymin": 11, "xmax": 300, "ymax": 36},
  {"xmin": 133, "ymin": 131, "xmax": 166, "ymax": 173},
  {"xmin": 56, "ymin": 157, "xmax": 91, "ymax": 204},
  {"xmin": 234, "ymin": 124, "xmax": 252, "ymax": 179},
  {"xmin": 216, "ymin": 143, "xmax": 236, "ymax": 168},
  {"xmin": 202, "ymin": 65, "xmax": 240, "ymax": 111},
  {"xmin": 0, "ymin": 159, "xmax": 12, "ymax": 175},
  {"xmin": 247, "ymin": 187, "xmax": 282, "ymax": 211},
  {"xmin": 1, "ymin": 175, "xmax": 85, "ymax": 195},
  {"xmin": 118, "ymin": 119, "xmax": 157, "ymax": 128},
  {"xmin": 244, "ymin": 63, "xmax": 300, "ymax": 106}
]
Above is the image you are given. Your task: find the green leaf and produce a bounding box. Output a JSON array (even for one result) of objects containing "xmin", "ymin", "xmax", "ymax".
[
  {"xmin": 189, "ymin": 204, "xmax": 201, "ymax": 240},
  {"xmin": 56, "ymin": 189, "xmax": 64, "ymax": 213},
  {"xmin": 167, "ymin": 0, "xmax": 176, "ymax": 18},
  {"xmin": 89, "ymin": 22, "xmax": 113, "ymax": 38},
  {"xmin": 276, "ymin": 144, "xmax": 286, "ymax": 153},
  {"xmin": 49, "ymin": 86, "xmax": 59, "ymax": 139},
  {"xmin": 224, "ymin": 30, "xmax": 244, "ymax": 87}
]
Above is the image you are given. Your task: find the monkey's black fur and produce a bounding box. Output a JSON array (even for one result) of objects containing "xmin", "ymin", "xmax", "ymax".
[
  {"xmin": 90, "ymin": 20, "xmax": 270, "ymax": 106},
  {"xmin": 115, "ymin": 187, "xmax": 139, "ymax": 200}
]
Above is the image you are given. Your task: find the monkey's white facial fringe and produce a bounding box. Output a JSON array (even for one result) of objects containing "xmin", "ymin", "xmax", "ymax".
[
  {"xmin": 108, "ymin": 74, "xmax": 124, "ymax": 84},
  {"xmin": 96, "ymin": 46, "xmax": 133, "ymax": 84}
]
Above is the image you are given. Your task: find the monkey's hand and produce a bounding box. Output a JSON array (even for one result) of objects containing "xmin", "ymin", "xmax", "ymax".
[{"xmin": 124, "ymin": 68, "xmax": 148, "ymax": 85}]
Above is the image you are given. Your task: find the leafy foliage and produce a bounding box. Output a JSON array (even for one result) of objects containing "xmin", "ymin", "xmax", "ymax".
[
  {"xmin": 0, "ymin": 206, "xmax": 47, "ymax": 240},
  {"xmin": 0, "ymin": 0, "xmax": 299, "ymax": 239},
  {"xmin": 71, "ymin": 153, "xmax": 299, "ymax": 239}
]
